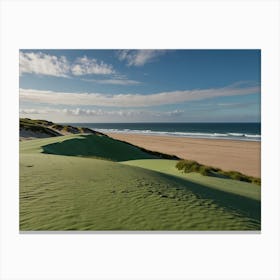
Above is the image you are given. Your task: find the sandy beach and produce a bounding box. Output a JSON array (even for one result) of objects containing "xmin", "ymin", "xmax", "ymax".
[{"xmin": 108, "ymin": 133, "xmax": 261, "ymax": 177}]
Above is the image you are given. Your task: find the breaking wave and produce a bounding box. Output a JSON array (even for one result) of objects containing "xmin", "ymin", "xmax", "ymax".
[{"xmin": 94, "ymin": 128, "xmax": 261, "ymax": 141}]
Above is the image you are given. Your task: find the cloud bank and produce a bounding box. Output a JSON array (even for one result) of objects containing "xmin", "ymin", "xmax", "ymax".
[
  {"xmin": 20, "ymin": 84, "xmax": 260, "ymax": 108},
  {"xmin": 19, "ymin": 108, "xmax": 184, "ymax": 118},
  {"xmin": 82, "ymin": 78, "xmax": 141, "ymax": 85}
]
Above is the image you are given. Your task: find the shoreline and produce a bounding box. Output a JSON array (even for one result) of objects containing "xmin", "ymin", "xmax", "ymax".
[
  {"xmin": 103, "ymin": 132, "xmax": 261, "ymax": 142},
  {"xmin": 107, "ymin": 132, "xmax": 261, "ymax": 178},
  {"xmin": 92, "ymin": 129, "xmax": 261, "ymax": 142}
]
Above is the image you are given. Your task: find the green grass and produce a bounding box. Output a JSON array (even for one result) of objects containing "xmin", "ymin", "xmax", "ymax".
[
  {"xmin": 20, "ymin": 134, "xmax": 261, "ymax": 231},
  {"xmin": 175, "ymin": 159, "xmax": 261, "ymax": 185},
  {"xmin": 121, "ymin": 159, "xmax": 261, "ymax": 201},
  {"xmin": 41, "ymin": 134, "xmax": 158, "ymax": 161}
]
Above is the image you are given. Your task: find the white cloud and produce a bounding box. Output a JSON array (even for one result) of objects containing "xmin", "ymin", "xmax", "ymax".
[
  {"xmin": 165, "ymin": 109, "xmax": 184, "ymax": 116},
  {"xmin": 20, "ymin": 51, "xmax": 115, "ymax": 77},
  {"xmin": 19, "ymin": 83, "xmax": 260, "ymax": 108},
  {"xmin": 71, "ymin": 56, "xmax": 115, "ymax": 75},
  {"xmin": 19, "ymin": 106, "xmax": 260, "ymax": 123},
  {"xmin": 82, "ymin": 78, "xmax": 141, "ymax": 85},
  {"xmin": 20, "ymin": 108, "xmax": 47, "ymax": 114},
  {"xmin": 62, "ymin": 108, "xmax": 184, "ymax": 117},
  {"xmin": 20, "ymin": 52, "xmax": 70, "ymax": 77},
  {"xmin": 217, "ymin": 101, "xmax": 259, "ymax": 109},
  {"xmin": 20, "ymin": 107, "xmax": 184, "ymax": 119},
  {"xmin": 117, "ymin": 50, "xmax": 167, "ymax": 66},
  {"xmin": 62, "ymin": 108, "xmax": 109, "ymax": 116}
]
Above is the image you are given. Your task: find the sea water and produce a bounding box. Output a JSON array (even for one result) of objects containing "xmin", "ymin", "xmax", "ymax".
[{"xmin": 65, "ymin": 122, "xmax": 261, "ymax": 142}]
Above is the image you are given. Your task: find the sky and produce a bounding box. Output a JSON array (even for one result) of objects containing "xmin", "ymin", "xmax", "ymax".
[{"xmin": 19, "ymin": 49, "xmax": 261, "ymax": 123}]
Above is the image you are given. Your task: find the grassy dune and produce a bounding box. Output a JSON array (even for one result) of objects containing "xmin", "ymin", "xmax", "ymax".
[
  {"xmin": 122, "ymin": 159, "xmax": 261, "ymax": 200},
  {"xmin": 175, "ymin": 160, "xmax": 261, "ymax": 185},
  {"xmin": 20, "ymin": 134, "xmax": 261, "ymax": 231},
  {"xmin": 20, "ymin": 118, "xmax": 104, "ymax": 138},
  {"xmin": 42, "ymin": 134, "xmax": 157, "ymax": 161}
]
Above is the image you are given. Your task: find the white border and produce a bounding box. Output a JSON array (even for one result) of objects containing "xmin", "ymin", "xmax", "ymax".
[{"xmin": 1, "ymin": 1, "xmax": 280, "ymax": 279}]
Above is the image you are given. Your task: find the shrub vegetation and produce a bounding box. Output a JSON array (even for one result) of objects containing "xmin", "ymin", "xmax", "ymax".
[{"xmin": 175, "ymin": 160, "xmax": 261, "ymax": 185}]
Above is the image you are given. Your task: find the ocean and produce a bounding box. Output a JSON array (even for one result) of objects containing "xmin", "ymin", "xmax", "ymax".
[{"xmin": 65, "ymin": 122, "xmax": 261, "ymax": 142}]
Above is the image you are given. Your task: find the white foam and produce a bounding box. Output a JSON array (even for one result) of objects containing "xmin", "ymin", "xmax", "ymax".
[
  {"xmin": 228, "ymin": 133, "xmax": 244, "ymax": 137},
  {"xmin": 245, "ymin": 134, "xmax": 261, "ymax": 138},
  {"xmin": 93, "ymin": 128, "xmax": 261, "ymax": 141}
]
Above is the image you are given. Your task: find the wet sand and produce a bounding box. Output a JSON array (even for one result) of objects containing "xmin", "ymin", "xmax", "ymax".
[{"xmin": 108, "ymin": 133, "xmax": 261, "ymax": 177}]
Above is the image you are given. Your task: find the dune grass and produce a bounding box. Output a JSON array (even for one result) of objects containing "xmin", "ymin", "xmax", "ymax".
[
  {"xmin": 175, "ymin": 159, "xmax": 261, "ymax": 185},
  {"xmin": 121, "ymin": 159, "xmax": 261, "ymax": 201},
  {"xmin": 20, "ymin": 134, "xmax": 261, "ymax": 231},
  {"xmin": 20, "ymin": 118, "xmax": 105, "ymax": 137},
  {"xmin": 20, "ymin": 118, "xmax": 61, "ymax": 137}
]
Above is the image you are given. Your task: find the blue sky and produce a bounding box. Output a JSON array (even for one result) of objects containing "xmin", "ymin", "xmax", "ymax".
[{"xmin": 19, "ymin": 49, "xmax": 261, "ymax": 122}]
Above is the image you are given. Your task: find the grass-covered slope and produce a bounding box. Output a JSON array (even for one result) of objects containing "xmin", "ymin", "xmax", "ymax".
[
  {"xmin": 20, "ymin": 118, "xmax": 104, "ymax": 138},
  {"xmin": 20, "ymin": 135, "xmax": 261, "ymax": 231},
  {"xmin": 175, "ymin": 159, "xmax": 261, "ymax": 185},
  {"xmin": 122, "ymin": 159, "xmax": 261, "ymax": 199},
  {"xmin": 41, "ymin": 134, "xmax": 158, "ymax": 161}
]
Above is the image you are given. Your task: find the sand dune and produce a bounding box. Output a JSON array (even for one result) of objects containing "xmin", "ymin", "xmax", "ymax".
[
  {"xmin": 108, "ymin": 133, "xmax": 261, "ymax": 177},
  {"xmin": 20, "ymin": 134, "xmax": 260, "ymax": 230}
]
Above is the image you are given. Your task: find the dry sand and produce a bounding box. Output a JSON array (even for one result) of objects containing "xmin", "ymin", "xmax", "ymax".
[{"xmin": 108, "ymin": 133, "xmax": 261, "ymax": 177}]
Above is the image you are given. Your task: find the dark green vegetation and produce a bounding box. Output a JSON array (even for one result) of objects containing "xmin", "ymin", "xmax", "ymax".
[
  {"xmin": 20, "ymin": 132, "xmax": 261, "ymax": 231},
  {"xmin": 20, "ymin": 118, "xmax": 179, "ymax": 160},
  {"xmin": 176, "ymin": 160, "xmax": 261, "ymax": 185},
  {"xmin": 42, "ymin": 134, "xmax": 179, "ymax": 161},
  {"xmin": 42, "ymin": 134, "xmax": 158, "ymax": 161}
]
